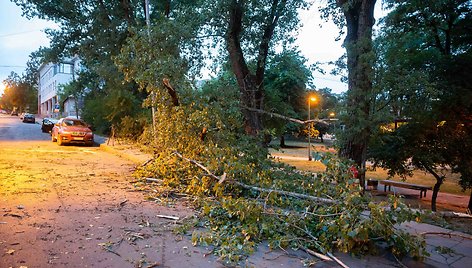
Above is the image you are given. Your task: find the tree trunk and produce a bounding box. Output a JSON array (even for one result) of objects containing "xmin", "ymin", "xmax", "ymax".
[
  {"xmin": 337, "ymin": 0, "xmax": 377, "ymax": 190},
  {"xmin": 226, "ymin": 0, "xmax": 263, "ymax": 135},
  {"xmin": 424, "ymin": 165, "xmax": 444, "ymax": 212},
  {"xmin": 280, "ymin": 134, "xmax": 286, "ymax": 147},
  {"xmin": 226, "ymin": 0, "xmax": 285, "ymax": 136},
  {"xmin": 431, "ymin": 177, "xmax": 444, "ymax": 212},
  {"xmin": 468, "ymin": 191, "xmax": 472, "ymax": 214}
]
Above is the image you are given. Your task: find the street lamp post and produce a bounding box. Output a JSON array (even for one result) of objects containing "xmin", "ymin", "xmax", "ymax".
[
  {"xmin": 329, "ymin": 112, "xmax": 336, "ymax": 133},
  {"xmin": 308, "ymin": 96, "xmax": 317, "ymax": 161}
]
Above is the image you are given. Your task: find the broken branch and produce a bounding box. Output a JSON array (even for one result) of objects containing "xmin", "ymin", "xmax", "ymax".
[
  {"xmin": 241, "ymin": 106, "xmax": 329, "ymax": 125},
  {"xmin": 231, "ymin": 180, "xmax": 338, "ymax": 204},
  {"xmin": 173, "ymin": 151, "xmax": 338, "ymax": 205},
  {"xmin": 163, "ymin": 78, "xmax": 179, "ymax": 106}
]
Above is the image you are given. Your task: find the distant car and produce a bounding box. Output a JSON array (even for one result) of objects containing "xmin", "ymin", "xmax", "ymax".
[
  {"xmin": 51, "ymin": 118, "xmax": 94, "ymax": 146},
  {"xmin": 22, "ymin": 113, "xmax": 35, "ymax": 123},
  {"xmin": 41, "ymin": 118, "xmax": 58, "ymax": 133}
]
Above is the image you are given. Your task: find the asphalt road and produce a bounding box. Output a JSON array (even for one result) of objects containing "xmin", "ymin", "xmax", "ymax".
[
  {"xmin": 0, "ymin": 114, "xmax": 48, "ymax": 141},
  {"xmin": 0, "ymin": 113, "xmax": 222, "ymax": 268}
]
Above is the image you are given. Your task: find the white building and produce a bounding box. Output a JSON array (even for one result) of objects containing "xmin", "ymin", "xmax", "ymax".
[{"xmin": 38, "ymin": 56, "xmax": 81, "ymax": 117}]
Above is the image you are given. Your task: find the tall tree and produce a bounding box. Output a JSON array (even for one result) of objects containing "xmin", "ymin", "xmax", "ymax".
[
  {"xmin": 1, "ymin": 72, "xmax": 37, "ymax": 113},
  {"xmin": 322, "ymin": 0, "xmax": 377, "ymax": 188},
  {"xmin": 12, "ymin": 0, "xmax": 184, "ymax": 130},
  {"xmin": 203, "ymin": 0, "xmax": 308, "ymax": 136},
  {"xmin": 370, "ymin": 0, "xmax": 472, "ymax": 211}
]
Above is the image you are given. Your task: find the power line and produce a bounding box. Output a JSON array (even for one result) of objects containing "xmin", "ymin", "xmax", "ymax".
[
  {"xmin": 0, "ymin": 29, "xmax": 44, "ymax": 38},
  {"xmin": 0, "ymin": 65, "xmax": 26, "ymax": 68},
  {"xmin": 313, "ymin": 75, "xmax": 346, "ymax": 83}
]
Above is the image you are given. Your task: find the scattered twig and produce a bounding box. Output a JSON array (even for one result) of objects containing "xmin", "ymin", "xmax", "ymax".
[
  {"xmin": 393, "ymin": 253, "xmax": 408, "ymax": 268},
  {"xmin": 141, "ymin": 158, "xmax": 154, "ymax": 167},
  {"xmin": 130, "ymin": 233, "xmax": 145, "ymax": 240},
  {"xmin": 156, "ymin": 214, "xmax": 180, "ymax": 220},
  {"xmin": 3, "ymin": 213, "xmax": 22, "ymax": 218},
  {"xmin": 284, "ymin": 218, "xmax": 349, "ymax": 268},
  {"xmin": 420, "ymin": 232, "xmax": 472, "ymax": 240},
  {"xmin": 438, "ymin": 211, "xmax": 472, "ymax": 219},
  {"xmin": 119, "ymin": 199, "xmax": 128, "ymax": 206},
  {"xmin": 146, "ymin": 178, "xmax": 162, "ymax": 183},
  {"xmin": 203, "ymin": 249, "xmax": 215, "ymax": 257},
  {"xmin": 302, "ymin": 247, "xmax": 331, "ymax": 261},
  {"xmin": 101, "ymin": 245, "xmax": 121, "ymax": 257},
  {"xmin": 326, "ymin": 252, "xmax": 350, "ymax": 268}
]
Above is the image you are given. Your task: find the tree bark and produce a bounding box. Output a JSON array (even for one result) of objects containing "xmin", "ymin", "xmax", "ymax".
[
  {"xmin": 337, "ymin": 0, "xmax": 377, "ymax": 190},
  {"xmin": 424, "ymin": 165, "xmax": 444, "ymax": 212},
  {"xmin": 226, "ymin": 0, "xmax": 262, "ymax": 135},
  {"xmin": 468, "ymin": 190, "xmax": 472, "ymax": 214},
  {"xmin": 280, "ymin": 134, "xmax": 286, "ymax": 147},
  {"xmin": 431, "ymin": 177, "xmax": 444, "ymax": 212},
  {"xmin": 162, "ymin": 78, "xmax": 179, "ymax": 106}
]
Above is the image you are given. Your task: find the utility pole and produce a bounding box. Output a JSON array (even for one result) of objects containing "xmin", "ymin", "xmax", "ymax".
[{"xmin": 144, "ymin": 0, "xmax": 156, "ymax": 135}]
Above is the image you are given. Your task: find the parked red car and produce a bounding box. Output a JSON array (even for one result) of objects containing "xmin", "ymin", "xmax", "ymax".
[{"xmin": 51, "ymin": 118, "xmax": 94, "ymax": 146}]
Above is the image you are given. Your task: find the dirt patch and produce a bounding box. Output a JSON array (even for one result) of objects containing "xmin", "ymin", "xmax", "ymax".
[{"xmin": 0, "ymin": 141, "xmax": 221, "ymax": 268}]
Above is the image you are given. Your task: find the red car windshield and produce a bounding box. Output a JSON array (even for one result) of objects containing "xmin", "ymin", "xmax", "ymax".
[{"xmin": 62, "ymin": 119, "xmax": 87, "ymax": 127}]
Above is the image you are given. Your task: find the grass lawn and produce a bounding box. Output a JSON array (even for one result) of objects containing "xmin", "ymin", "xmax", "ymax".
[{"xmin": 270, "ymin": 139, "xmax": 471, "ymax": 196}]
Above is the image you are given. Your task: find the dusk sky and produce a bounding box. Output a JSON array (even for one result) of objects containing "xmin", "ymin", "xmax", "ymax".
[
  {"xmin": 0, "ymin": 1, "xmax": 387, "ymax": 96},
  {"xmin": 0, "ymin": 0, "xmax": 56, "ymax": 94}
]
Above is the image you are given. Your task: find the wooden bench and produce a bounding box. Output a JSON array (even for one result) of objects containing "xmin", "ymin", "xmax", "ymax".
[{"xmin": 380, "ymin": 180, "xmax": 432, "ymax": 198}]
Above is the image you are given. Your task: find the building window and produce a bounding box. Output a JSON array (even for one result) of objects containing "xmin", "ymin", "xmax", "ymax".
[{"xmin": 57, "ymin": 63, "xmax": 73, "ymax": 74}]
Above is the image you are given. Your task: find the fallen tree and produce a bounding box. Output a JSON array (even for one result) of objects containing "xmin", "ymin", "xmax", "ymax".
[
  {"xmin": 126, "ymin": 83, "xmax": 426, "ymax": 264},
  {"xmin": 134, "ymin": 139, "xmax": 426, "ymax": 264}
]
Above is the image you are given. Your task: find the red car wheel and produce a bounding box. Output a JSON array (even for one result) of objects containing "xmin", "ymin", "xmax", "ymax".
[{"xmin": 57, "ymin": 135, "xmax": 63, "ymax": 146}]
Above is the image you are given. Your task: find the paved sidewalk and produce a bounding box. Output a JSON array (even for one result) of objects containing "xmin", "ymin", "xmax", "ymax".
[
  {"xmin": 402, "ymin": 222, "xmax": 472, "ymax": 268},
  {"xmin": 98, "ymin": 138, "xmax": 472, "ymax": 268}
]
